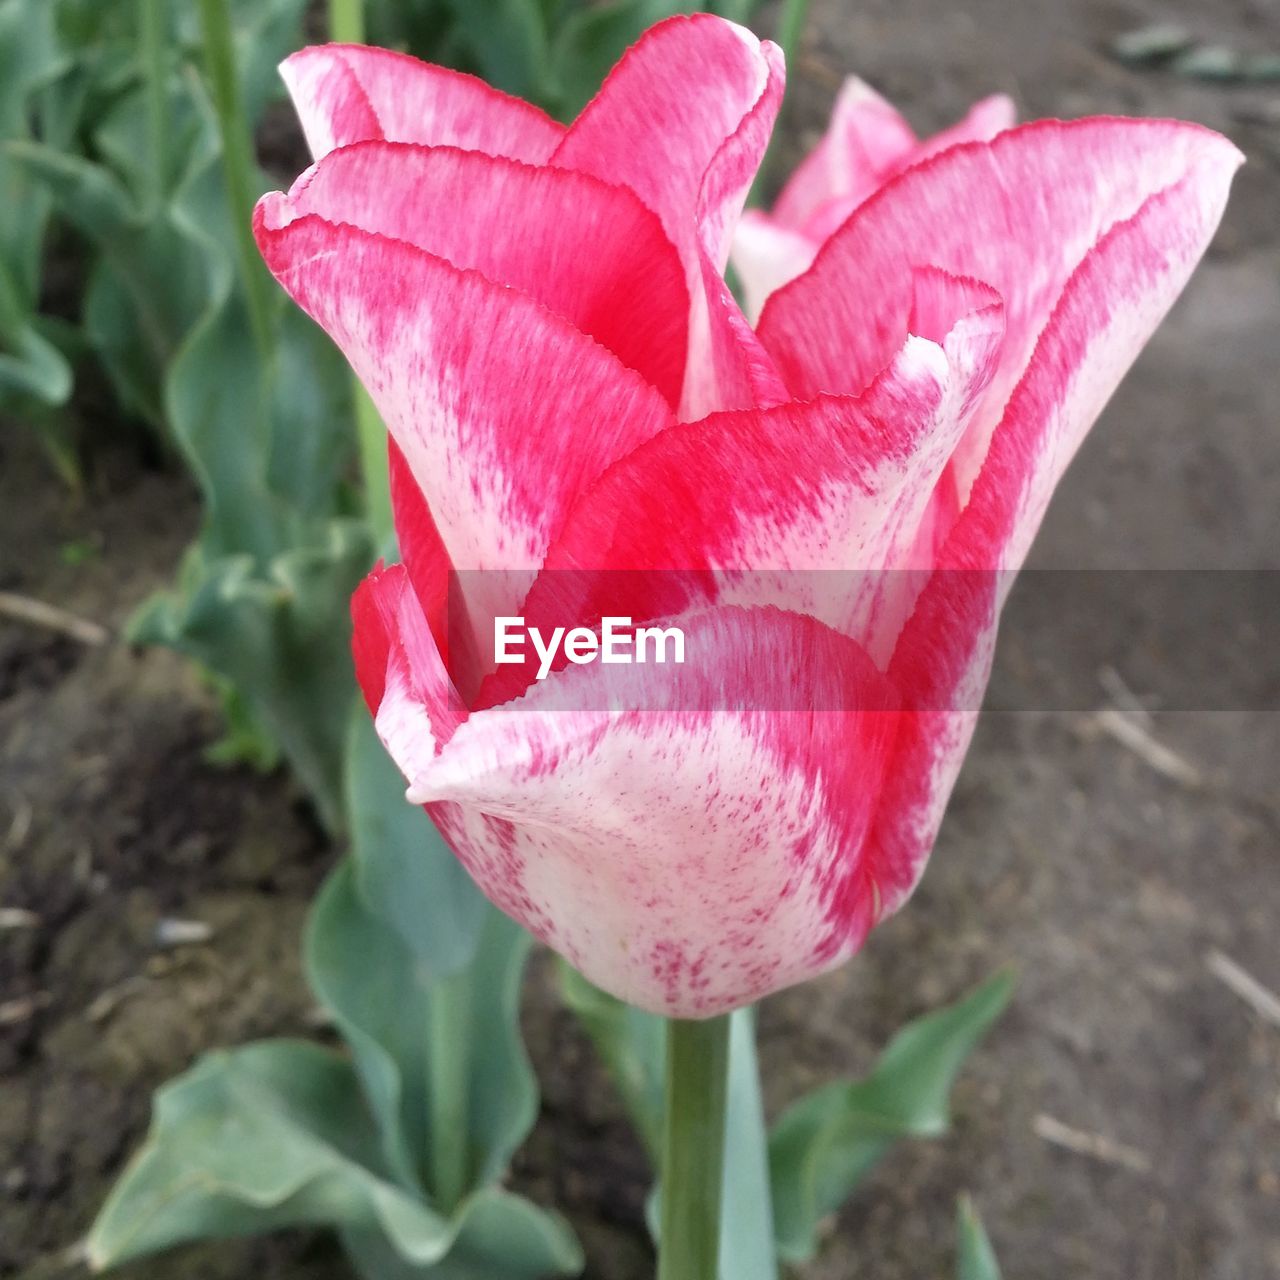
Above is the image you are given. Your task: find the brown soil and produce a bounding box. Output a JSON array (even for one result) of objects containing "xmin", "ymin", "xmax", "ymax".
[{"xmin": 3, "ymin": 0, "xmax": 1278, "ymax": 1277}]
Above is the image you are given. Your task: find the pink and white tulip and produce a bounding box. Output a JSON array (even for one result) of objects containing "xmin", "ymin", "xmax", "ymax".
[{"xmin": 255, "ymin": 17, "xmax": 1240, "ymax": 1016}]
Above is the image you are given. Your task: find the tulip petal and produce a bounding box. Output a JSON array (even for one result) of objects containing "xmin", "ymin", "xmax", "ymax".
[
  {"xmin": 378, "ymin": 605, "xmax": 900, "ymax": 1016},
  {"xmin": 909, "ymin": 93, "xmax": 1016, "ymax": 168},
  {"xmin": 759, "ymin": 118, "xmax": 1243, "ymax": 498},
  {"xmin": 552, "ymin": 14, "xmax": 787, "ymax": 415},
  {"xmin": 271, "ymin": 142, "xmax": 689, "ymax": 405},
  {"xmin": 771, "ymin": 77, "xmax": 918, "ymax": 231},
  {"xmin": 352, "ymin": 563, "xmax": 465, "ymax": 769},
  {"xmin": 731, "ymin": 89, "xmax": 1016, "ymax": 322},
  {"xmin": 510, "ymin": 270, "xmax": 1002, "ymax": 678},
  {"xmin": 797, "ymin": 93, "xmax": 1019, "ymax": 249},
  {"xmin": 387, "ymin": 439, "xmax": 450, "ymax": 647},
  {"xmin": 280, "ymin": 44, "xmax": 564, "ymax": 162},
  {"xmin": 255, "ymin": 212, "xmax": 675, "ymax": 683},
  {"xmin": 864, "ymin": 144, "xmax": 1242, "ymax": 925}
]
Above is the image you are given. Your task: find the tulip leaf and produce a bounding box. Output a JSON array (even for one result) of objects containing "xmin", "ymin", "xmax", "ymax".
[
  {"xmin": 440, "ymin": 0, "xmax": 548, "ymax": 102},
  {"xmin": 86, "ymin": 1039, "xmax": 442, "ymax": 1268},
  {"xmin": 560, "ymin": 968, "xmax": 776, "ymax": 1280},
  {"xmin": 307, "ymin": 859, "xmax": 544, "ymax": 1205},
  {"xmin": 340, "ymin": 1195, "xmax": 583, "ymax": 1280},
  {"xmin": 86, "ymin": 1038, "xmax": 580, "ymax": 1278},
  {"xmin": 345, "ymin": 706, "xmax": 488, "ymax": 976},
  {"xmin": 0, "ymin": 262, "xmax": 72, "ymax": 409},
  {"xmin": 0, "ymin": 139, "xmax": 137, "ymax": 244},
  {"xmin": 770, "ymin": 968, "xmax": 1015, "ymax": 1262},
  {"xmin": 956, "ymin": 1196, "xmax": 1002, "ymax": 1280},
  {"xmin": 129, "ymin": 524, "xmax": 371, "ymax": 832}
]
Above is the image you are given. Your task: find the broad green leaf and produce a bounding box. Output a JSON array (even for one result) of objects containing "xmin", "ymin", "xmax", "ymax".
[
  {"xmin": 81, "ymin": 223, "xmax": 215, "ymax": 429},
  {"xmin": 341, "ymin": 1192, "xmax": 582, "ymax": 1279},
  {"xmin": 770, "ymin": 968, "xmax": 1015, "ymax": 1262},
  {"xmin": 345, "ymin": 705, "xmax": 488, "ymax": 975},
  {"xmin": 129, "ymin": 527, "xmax": 371, "ymax": 831},
  {"xmin": 86, "ymin": 1039, "xmax": 445, "ymax": 1268},
  {"xmin": 0, "ymin": 320, "xmax": 73, "ymax": 412},
  {"xmin": 306, "ymin": 860, "xmax": 543, "ymax": 1203},
  {"xmin": 561, "ymin": 969, "xmax": 776, "ymax": 1280},
  {"xmin": 0, "ymin": 140, "xmax": 136, "ymax": 243},
  {"xmin": 707, "ymin": 0, "xmax": 762, "ymax": 22},
  {"xmin": 956, "ymin": 1196, "xmax": 1002, "ymax": 1280},
  {"xmin": 0, "ymin": 263, "xmax": 72, "ymax": 408},
  {"xmin": 93, "ymin": 67, "xmax": 216, "ymax": 207},
  {"xmin": 364, "ymin": 0, "xmax": 457, "ymax": 58},
  {"xmin": 441, "ymin": 0, "xmax": 548, "ymax": 101},
  {"xmin": 86, "ymin": 1039, "xmax": 580, "ymax": 1277},
  {"xmin": 718, "ymin": 1009, "xmax": 777, "ymax": 1280}
]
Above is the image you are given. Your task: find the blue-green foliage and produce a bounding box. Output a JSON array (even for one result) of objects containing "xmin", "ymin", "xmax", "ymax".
[{"xmin": 88, "ymin": 721, "xmax": 583, "ymax": 1279}]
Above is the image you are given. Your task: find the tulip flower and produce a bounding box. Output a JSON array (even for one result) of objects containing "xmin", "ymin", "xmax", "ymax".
[
  {"xmin": 732, "ymin": 77, "xmax": 1016, "ymax": 320},
  {"xmin": 255, "ymin": 15, "xmax": 1238, "ymax": 1274},
  {"xmin": 256, "ymin": 16, "xmax": 1238, "ymax": 1024}
]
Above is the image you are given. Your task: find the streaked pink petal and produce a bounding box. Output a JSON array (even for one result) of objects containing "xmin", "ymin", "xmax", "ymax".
[
  {"xmin": 387, "ymin": 439, "xmax": 451, "ymax": 650},
  {"xmin": 771, "ymin": 77, "xmax": 918, "ymax": 231},
  {"xmin": 798, "ymin": 92, "xmax": 1017, "ymax": 249},
  {"xmin": 759, "ymin": 118, "xmax": 1242, "ymax": 501},
  {"xmin": 280, "ymin": 43, "xmax": 564, "ymax": 161},
  {"xmin": 552, "ymin": 14, "xmax": 786, "ymax": 415},
  {"xmin": 863, "ymin": 135, "xmax": 1242, "ymax": 926},
  {"xmin": 352, "ymin": 563, "xmax": 465, "ymax": 768},
  {"xmin": 271, "ymin": 142, "xmax": 689, "ymax": 406},
  {"xmin": 255, "ymin": 211, "xmax": 674, "ymax": 689},
  {"xmin": 507, "ymin": 270, "xmax": 1001, "ymax": 680},
  {"xmin": 386, "ymin": 605, "xmax": 900, "ymax": 1016}
]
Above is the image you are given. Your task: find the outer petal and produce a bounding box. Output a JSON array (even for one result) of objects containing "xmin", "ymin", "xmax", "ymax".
[
  {"xmin": 352, "ymin": 563, "xmax": 465, "ymax": 768},
  {"xmin": 269, "ymin": 142, "xmax": 689, "ymax": 406},
  {"xmin": 863, "ymin": 137, "xmax": 1243, "ymax": 926},
  {"xmin": 382, "ymin": 605, "xmax": 901, "ymax": 1016},
  {"xmin": 552, "ymin": 14, "xmax": 787, "ymax": 416},
  {"xmin": 758, "ymin": 118, "xmax": 1242, "ymax": 499},
  {"xmin": 280, "ymin": 43, "xmax": 564, "ymax": 161},
  {"xmin": 553, "ymin": 14, "xmax": 778, "ymax": 271},
  {"xmin": 387, "ymin": 439, "xmax": 451, "ymax": 654},
  {"xmin": 255, "ymin": 212, "xmax": 675, "ymax": 688},
  {"xmin": 505, "ymin": 270, "xmax": 1003, "ymax": 686}
]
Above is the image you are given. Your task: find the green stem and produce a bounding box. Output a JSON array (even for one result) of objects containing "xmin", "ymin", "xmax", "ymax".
[
  {"xmin": 197, "ymin": 0, "xmax": 273, "ymax": 362},
  {"xmin": 775, "ymin": 0, "xmax": 811, "ymax": 62},
  {"xmin": 658, "ymin": 1015, "xmax": 731, "ymax": 1280},
  {"xmin": 428, "ymin": 973, "xmax": 470, "ymax": 1215},
  {"xmin": 747, "ymin": 0, "xmax": 812, "ymax": 207},
  {"xmin": 325, "ymin": 0, "xmax": 393, "ymax": 547},
  {"xmin": 328, "ymin": 0, "xmax": 366, "ymax": 43},
  {"xmin": 139, "ymin": 0, "xmax": 167, "ymax": 215}
]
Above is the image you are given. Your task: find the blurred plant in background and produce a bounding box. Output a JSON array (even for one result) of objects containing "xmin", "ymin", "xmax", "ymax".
[{"xmin": 364, "ymin": 0, "xmax": 761, "ymax": 118}]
